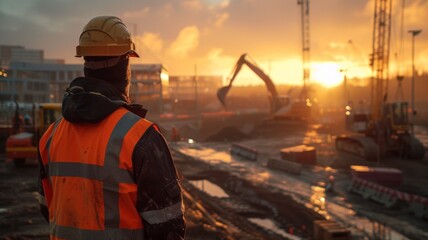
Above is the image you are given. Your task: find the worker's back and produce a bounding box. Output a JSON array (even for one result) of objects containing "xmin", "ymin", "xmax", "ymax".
[{"xmin": 39, "ymin": 107, "xmax": 152, "ymax": 239}]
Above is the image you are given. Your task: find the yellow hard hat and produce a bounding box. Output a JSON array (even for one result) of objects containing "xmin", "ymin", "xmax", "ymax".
[{"xmin": 76, "ymin": 16, "xmax": 139, "ymax": 57}]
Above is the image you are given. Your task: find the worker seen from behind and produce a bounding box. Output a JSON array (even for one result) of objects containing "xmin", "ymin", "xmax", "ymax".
[{"xmin": 37, "ymin": 16, "xmax": 185, "ymax": 239}]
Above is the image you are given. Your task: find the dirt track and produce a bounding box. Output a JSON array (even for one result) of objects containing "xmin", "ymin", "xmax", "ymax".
[{"xmin": 0, "ymin": 158, "xmax": 49, "ymax": 239}]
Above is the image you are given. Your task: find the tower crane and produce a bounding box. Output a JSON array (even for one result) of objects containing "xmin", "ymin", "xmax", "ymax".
[
  {"xmin": 297, "ymin": 0, "xmax": 310, "ymax": 100},
  {"xmin": 335, "ymin": 0, "xmax": 425, "ymax": 161}
]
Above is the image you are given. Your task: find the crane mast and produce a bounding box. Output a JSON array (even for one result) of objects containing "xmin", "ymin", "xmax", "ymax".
[
  {"xmin": 370, "ymin": 0, "xmax": 392, "ymax": 123},
  {"xmin": 335, "ymin": 0, "xmax": 426, "ymax": 161},
  {"xmin": 297, "ymin": 0, "xmax": 310, "ymax": 100}
]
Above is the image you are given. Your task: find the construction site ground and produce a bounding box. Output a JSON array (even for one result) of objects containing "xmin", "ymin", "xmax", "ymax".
[
  {"xmin": 168, "ymin": 122, "xmax": 428, "ymax": 240},
  {"xmin": 0, "ymin": 121, "xmax": 427, "ymax": 239}
]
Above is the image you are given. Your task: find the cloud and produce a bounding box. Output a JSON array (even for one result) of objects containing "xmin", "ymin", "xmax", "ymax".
[
  {"xmin": 219, "ymin": 0, "xmax": 230, "ymax": 9},
  {"xmin": 167, "ymin": 26, "xmax": 200, "ymax": 58},
  {"xmin": 1, "ymin": 0, "xmax": 427, "ymax": 79},
  {"xmin": 182, "ymin": 0, "xmax": 203, "ymax": 11},
  {"xmin": 405, "ymin": 0, "xmax": 428, "ymax": 27},
  {"xmin": 203, "ymin": 48, "xmax": 234, "ymax": 75},
  {"xmin": 123, "ymin": 7, "xmax": 150, "ymax": 19},
  {"xmin": 214, "ymin": 12, "xmax": 229, "ymax": 27},
  {"xmin": 140, "ymin": 32, "xmax": 164, "ymax": 53}
]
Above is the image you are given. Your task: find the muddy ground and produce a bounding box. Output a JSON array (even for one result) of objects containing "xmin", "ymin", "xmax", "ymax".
[
  {"xmin": 0, "ymin": 157, "xmax": 227, "ymax": 240},
  {"xmin": 183, "ymin": 122, "xmax": 428, "ymax": 240},
  {"xmin": 1, "ymin": 119, "xmax": 427, "ymax": 240},
  {"xmin": 0, "ymin": 157, "xmax": 231, "ymax": 240},
  {"xmin": 0, "ymin": 153, "xmax": 300, "ymax": 240},
  {"xmin": 0, "ymin": 159, "xmax": 49, "ymax": 239}
]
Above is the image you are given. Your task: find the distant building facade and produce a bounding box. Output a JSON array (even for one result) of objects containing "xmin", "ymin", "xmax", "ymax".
[
  {"xmin": 129, "ymin": 64, "xmax": 169, "ymax": 113},
  {"xmin": 168, "ymin": 75, "xmax": 223, "ymax": 113},
  {"xmin": 0, "ymin": 62, "xmax": 82, "ymax": 103},
  {"xmin": 0, "ymin": 45, "xmax": 43, "ymax": 66},
  {"xmin": 0, "ymin": 45, "xmax": 226, "ymax": 115},
  {"xmin": 0, "ymin": 45, "xmax": 169, "ymax": 114}
]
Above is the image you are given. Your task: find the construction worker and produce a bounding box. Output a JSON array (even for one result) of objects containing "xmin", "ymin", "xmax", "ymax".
[
  {"xmin": 37, "ymin": 16, "xmax": 185, "ymax": 239},
  {"xmin": 171, "ymin": 125, "xmax": 181, "ymax": 143}
]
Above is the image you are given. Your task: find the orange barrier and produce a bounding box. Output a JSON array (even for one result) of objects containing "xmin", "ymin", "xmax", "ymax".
[
  {"xmin": 350, "ymin": 165, "xmax": 403, "ymax": 188},
  {"xmin": 280, "ymin": 145, "xmax": 317, "ymax": 165},
  {"xmin": 349, "ymin": 177, "xmax": 411, "ymax": 208},
  {"xmin": 350, "ymin": 177, "xmax": 428, "ymax": 219}
]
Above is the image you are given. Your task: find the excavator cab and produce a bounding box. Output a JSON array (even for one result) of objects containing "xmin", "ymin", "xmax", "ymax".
[
  {"xmin": 384, "ymin": 102, "xmax": 410, "ymax": 133},
  {"xmin": 276, "ymin": 95, "xmax": 291, "ymax": 109},
  {"xmin": 271, "ymin": 95, "xmax": 291, "ymax": 114}
]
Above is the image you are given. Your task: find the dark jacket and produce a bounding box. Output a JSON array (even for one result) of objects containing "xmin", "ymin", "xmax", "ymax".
[{"xmin": 38, "ymin": 77, "xmax": 185, "ymax": 239}]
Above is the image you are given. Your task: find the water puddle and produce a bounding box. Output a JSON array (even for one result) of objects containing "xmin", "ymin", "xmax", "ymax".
[
  {"xmin": 0, "ymin": 208, "xmax": 7, "ymax": 213},
  {"xmin": 189, "ymin": 179, "xmax": 229, "ymax": 198},
  {"xmin": 181, "ymin": 147, "xmax": 233, "ymax": 163},
  {"xmin": 178, "ymin": 141, "xmax": 421, "ymax": 239},
  {"xmin": 303, "ymin": 130, "xmax": 323, "ymax": 145},
  {"xmin": 248, "ymin": 218, "xmax": 302, "ymax": 240},
  {"xmin": 308, "ymin": 185, "xmax": 329, "ymax": 219}
]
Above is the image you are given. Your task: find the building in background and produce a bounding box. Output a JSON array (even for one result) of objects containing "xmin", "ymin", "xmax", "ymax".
[
  {"xmin": 0, "ymin": 62, "xmax": 82, "ymax": 103},
  {"xmin": 130, "ymin": 64, "xmax": 169, "ymax": 114},
  {"xmin": 1, "ymin": 45, "xmax": 225, "ymax": 117},
  {"xmin": 0, "ymin": 45, "xmax": 169, "ymax": 115},
  {"xmin": 168, "ymin": 75, "xmax": 223, "ymax": 114},
  {"xmin": 0, "ymin": 45, "xmax": 43, "ymax": 66}
]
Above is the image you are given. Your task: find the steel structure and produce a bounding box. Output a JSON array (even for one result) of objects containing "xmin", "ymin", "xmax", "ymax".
[
  {"xmin": 297, "ymin": 0, "xmax": 310, "ymax": 100},
  {"xmin": 370, "ymin": 0, "xmax": 392, "ymax": 123},
  {"xmin": 335, "ymin": 0, "xmax": 425, "ymax": 161}
]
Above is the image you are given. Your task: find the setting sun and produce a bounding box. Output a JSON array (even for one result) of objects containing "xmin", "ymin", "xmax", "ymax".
[{"xmin": 311, "ymin": 62, "xmax": 343, "ymax": 88}]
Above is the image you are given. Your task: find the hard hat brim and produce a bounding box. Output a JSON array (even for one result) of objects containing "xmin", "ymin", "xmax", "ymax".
[
  {"xmin": 75, "ymin": 45, "xmax": 140, "ymax": 58},
  {"xmin": 128, "ymin": 50, "xmax": 140, "ymax": 58}
]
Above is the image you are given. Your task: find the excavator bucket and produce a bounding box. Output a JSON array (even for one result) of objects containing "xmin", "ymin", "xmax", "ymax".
[{"xmin": 217, "ymin": 85, "xmax": 231, "ymax": 108}]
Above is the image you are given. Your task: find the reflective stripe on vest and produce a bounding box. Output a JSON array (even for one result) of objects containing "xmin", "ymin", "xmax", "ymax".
[
  {"xmin": 39, "ymin": 118, "xmax": 62, "ymax": 208},
  {"xmin": 41, "ymin": 108, "xmax": 150, "ymax": 238},
  {"xmin": 50, "ymin": 223, "xmax": 143, "ymax": 240},
  {"xmin": 140, "ymin": 202, "xmax": 183, "ymax": 224}
]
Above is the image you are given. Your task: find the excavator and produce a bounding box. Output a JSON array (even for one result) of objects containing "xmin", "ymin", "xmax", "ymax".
[
  {"xmin": 335, "ymin": 0, "xmax": 425, "ymax": 162},
  {"xmin": 217, "ymin": 53, "xmax": 312, "ymax": 121}
]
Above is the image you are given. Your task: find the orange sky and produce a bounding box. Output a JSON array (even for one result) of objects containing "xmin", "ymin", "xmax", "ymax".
[{"xmin": 0, "ymin": 0, "xmax": 427, "ymax": 87}]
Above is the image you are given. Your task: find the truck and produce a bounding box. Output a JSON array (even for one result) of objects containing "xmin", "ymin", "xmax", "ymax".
[
  {"xmin": 6, "ymin": 103, "xmax": 62, "ymax": 167},
  {"xmin": 217, "ymin": 53, "xmax": 312, "ymax": 121}
]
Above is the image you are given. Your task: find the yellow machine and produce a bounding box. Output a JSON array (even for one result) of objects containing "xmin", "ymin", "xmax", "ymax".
[
  {"xmin": 6, "ymin": 103, "xmax": 62, "ymax": 166},
  {"xmin": 335, "ymin": 0, "xmax": 425, "ymax": 161}
]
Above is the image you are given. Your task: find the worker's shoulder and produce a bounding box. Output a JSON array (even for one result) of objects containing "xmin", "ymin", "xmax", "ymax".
[{"xmin": 120, "ymin": 107, "xmax": 159, "ymax": 131}]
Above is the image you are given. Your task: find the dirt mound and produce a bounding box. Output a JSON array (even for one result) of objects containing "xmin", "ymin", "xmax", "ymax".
[{"xmin": 205, "ymin": 126, "xmax": 248, "ymax": 142}]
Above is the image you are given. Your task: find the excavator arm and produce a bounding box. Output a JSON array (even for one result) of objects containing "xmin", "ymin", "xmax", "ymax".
[{"xmin": 217, "ymin": 53, "xmax": 280, "ymax": 111}]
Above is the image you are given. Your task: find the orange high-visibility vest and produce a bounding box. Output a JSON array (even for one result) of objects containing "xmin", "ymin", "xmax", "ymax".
[{"xmin": 39, "ymin": 107, "xmax": 154, "ymax": 240}]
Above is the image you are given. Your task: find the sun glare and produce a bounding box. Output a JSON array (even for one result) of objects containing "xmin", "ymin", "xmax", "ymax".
[{"xmin": 311, "ymin": 62, "xmax": 343, "ymax": 88}]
